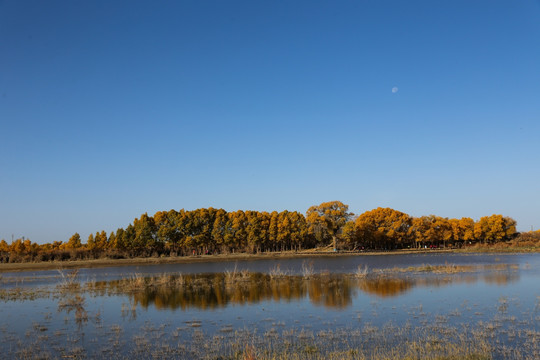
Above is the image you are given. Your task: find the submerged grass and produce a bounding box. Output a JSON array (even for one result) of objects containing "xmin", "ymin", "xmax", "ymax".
[
  {"xmin": 1, "ymin": 260, "xmax": 538, "ymax": 359},
  {"xmin": 6, "ymin": 321, "xmax": 523, "ymax": 360},
  {"xmin": 0, "ymin": 286, "xmax": 50, "ymax": 301},
  {"xmin": 1, "ymin": 261, "xmax": 522, "ymax": 305},
  {"xmin": 382, "ymin": 263, "xmax": 520, "ymax": 274},
  {"xmin": 185, "ymin": 326, "xmax": 496, "ymax": 360}
]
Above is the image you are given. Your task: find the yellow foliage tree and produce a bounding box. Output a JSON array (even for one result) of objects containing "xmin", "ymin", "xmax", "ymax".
[
  {"xmin": 306, "ymin": 201, "xmax": 352, "ymax": 250},
  {"xmin": 355, "ymin": 207, "xmax": 412, "ymax": 249},
  {"xmin": 65, "ymin": 233, "xmax": 82, "ymax": 249},
  {"xmin": 474, "ymin": 215, "xmax": 517, "ymax": 243},
  {"xmin": 449, "ymin": 218, "xmax": 475, "ymax": 244}
]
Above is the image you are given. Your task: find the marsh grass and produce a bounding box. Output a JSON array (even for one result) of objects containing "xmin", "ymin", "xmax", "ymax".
[
  {"xmin": 2, "ymin": 261, "xmax": 538, "ymax": 359},
  {"xmin": 3, "ymin": 304, "xmax": 540, "ymax": 359},
  {"xmin": 2, "ymin": 262, "xmax": 522, "ymax": 308},
  {"xmin": 355, "ymin": 265, "xmax": 369, "ymax": 278},
  {"xmin": 269, "ymin": 263, "xmax": 289, "ymax": 278},
  {"xmin": 57, "ymin": 269, "xmax": 80, "ymax": 292},
  {"xmin": 382, "ymin": 263, "xmax": 520, "ymax": 274},
  {"xmin": 45, "ymin": 324, "xmax": 503, "ymax": 360},
  {"xmin": 0, "ymin": 286, "xmax": 49, "ymax": 301},
  {"xmin": 53, "ymin": 269, "xmax": 90, "ymax": 329},
  {"xmin": 126, "ymin": 273, "xmax": 146, "ymax": 290},
  {"xmin": 301, "ymin": 261, "xmax": 314, "ymax": 278},
  {"xmin": 57, "ymin": 294, "xmax": 88, "ymax": 326}
]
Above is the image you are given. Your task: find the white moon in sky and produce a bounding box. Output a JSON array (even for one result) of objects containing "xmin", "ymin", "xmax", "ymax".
[{"xmin": 392, "ymin": 87, "xmax": 398, "ymax": 93}]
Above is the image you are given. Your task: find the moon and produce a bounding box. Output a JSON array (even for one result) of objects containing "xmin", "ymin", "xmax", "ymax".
[{"xmin": 392, "ymin": 87, "xmax": 398, "ymax": 93}]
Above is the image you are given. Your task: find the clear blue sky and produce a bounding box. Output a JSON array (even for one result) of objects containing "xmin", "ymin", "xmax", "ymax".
[{"xmin": 1, "ymin": 0, "xmax": 539, "ymax": 244}]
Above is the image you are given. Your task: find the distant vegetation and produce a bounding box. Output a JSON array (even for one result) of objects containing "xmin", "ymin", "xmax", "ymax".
[{"xmin": 1, "ymin": 201, "xmax": 538, "ymax": 263}]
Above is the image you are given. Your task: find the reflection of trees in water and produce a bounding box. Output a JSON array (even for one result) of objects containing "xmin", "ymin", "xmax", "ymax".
[
  {"xmin": 127, "ymin": 275, "xmax": 436, "ymax": 309},
  {"xmin": 482, "ymin": 272, "xmax": 519, "ymax": 285},
  {"xmin": 100, "ymin": 273, "xmax": 354, "ymax": 310},
  {"xmin": 308, "ymin": 276, "xmax": 353, "ymax": 308},
  {"xmin": 134, "ymin": 274, "xmax": 311, "ymax": 310},
  {"xmin": 357, "ymin": 278, "xmax": 414, "ymax": 298},
  {"xmin": 87, "ymin": 270, "xmax": 520, "ymax": 311}
]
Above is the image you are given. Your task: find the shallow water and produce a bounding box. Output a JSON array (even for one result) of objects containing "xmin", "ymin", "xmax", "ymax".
[
  {"xmin": 2, "ymin": 252, "xmax": 538, "ymax": 286},
  {"xmin": 1, "ymin": 253, "xmax": 539, "ymax": 359}
]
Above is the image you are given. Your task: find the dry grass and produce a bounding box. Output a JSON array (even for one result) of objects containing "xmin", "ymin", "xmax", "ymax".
[
  {"xmin": 0, "ymin": 287, "xmax": 49, "ymax": 301},
  {"xmin": 355, "ymin": 265, "xmax": 369, "ymax": 278},
  {"xmin": 1, "ymin": 258, "xmax": 538, "ymax": 359},
  {"xmin": 269, "ymin": 264, "xmax": 289, "ymax": 278},
  {"xmin": 301, "ymin": 261, "xmax": 315, "ymax": 278},
  {"xmin": 2, "ymin": 275, "xmax": 540, "ymax": 359},
  {"xmin": 382, "ymin": 263, "xmax": 520, "ymax": 274},
  {"xmin": 4, "ymin": 319, "xmax": 510, "ymax": 359}
]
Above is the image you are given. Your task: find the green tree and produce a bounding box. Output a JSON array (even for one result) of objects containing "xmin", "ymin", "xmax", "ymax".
[
  {"xmin": 123, "ymin": 224, "xmax": 136, "ymax": 251},
  {"xmin": 133, "ymin": 213, "xmax": 159, "ymax": 254}
]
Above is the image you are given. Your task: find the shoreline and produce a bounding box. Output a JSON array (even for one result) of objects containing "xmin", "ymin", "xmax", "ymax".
[{"xmin": 1, "ymin": 247, "xmax": 538, "ymax": 273}]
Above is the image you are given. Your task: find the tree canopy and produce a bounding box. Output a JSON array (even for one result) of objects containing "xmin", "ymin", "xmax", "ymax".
[
  {"xmin": 306, "ymin": 201, "xmax": 353, "ymax": 249},
  {"xmin": 0, "ymin": 202, "xmax": 522, "ymax": 263}
]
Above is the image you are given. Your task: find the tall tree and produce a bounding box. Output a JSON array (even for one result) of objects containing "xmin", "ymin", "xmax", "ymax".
[
  {"xmin": 133, "ymin": 213, "xmax": 158, "ymax": 254},
  {"xmin": 268, "ymin": 211, "xmax": 279, "ymax": 251},
  {"xmin": 96, "ymin": 230, "xmax": 108, "ymax": 250},
  {"xmin": 212, "ymin": 209, "xmax": 229, "ymax": 252},
  {"xmin": 87, "ymin": 233, "xmax": 96, "ymax": 250},
  {"xmin": 66, "ymin": 233, "xmax": 82, "ymax": 249},
  {"xmin": 0, "ymin": 239, "xmax": 8, "ymax": 253},
  {"xmin": 355, "ymin": 207, "xmax": 412, "ymax": 249},
  {"xmin": 474, "ymin": 215, "xmax": 517, "ymax": 243},
  {"xmin": 306, "ymin": 201, "xmax": 353, "ymax": 250},
  {"xmin": 449, "ymin": 217, "xmax": 475, "ymax": 245}
]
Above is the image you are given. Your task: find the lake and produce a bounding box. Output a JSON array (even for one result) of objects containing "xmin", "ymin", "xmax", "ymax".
[{"xmin": 1, "ymin": 253, "xmax": 539, "ymax": 359}]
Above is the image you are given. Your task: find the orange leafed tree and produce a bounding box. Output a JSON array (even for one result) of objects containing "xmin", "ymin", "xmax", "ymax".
[
  {"xmin": 474, "ymin": 215, "xmax": 516, "ymax": 243},
  {"xmin": 355, "ymin": 207, "xmax": 412, "ymax": 249},
  {"xmin": 306, "ymin": 201, "xmax": 353, "ymax": 250}
]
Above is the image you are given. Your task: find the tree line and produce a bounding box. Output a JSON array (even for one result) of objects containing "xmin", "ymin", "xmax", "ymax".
[{"xmin": 1, "ymin": 201, "xmax": 534, "ymax": 263}]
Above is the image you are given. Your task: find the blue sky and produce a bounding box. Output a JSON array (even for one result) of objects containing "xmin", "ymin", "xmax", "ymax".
[{"xmin": 1, "ymin": 0, "xmax": 539, "ymax": 244}]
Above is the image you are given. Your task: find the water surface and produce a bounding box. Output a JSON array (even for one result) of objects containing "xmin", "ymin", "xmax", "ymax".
[{"xmin": 1, "ymin": 253, "xmax": 539, "ymax": 359}]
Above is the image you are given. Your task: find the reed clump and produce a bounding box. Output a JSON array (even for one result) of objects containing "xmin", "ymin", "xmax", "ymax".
[
  {"xmin": 57, "ymin": 269, "xmax": 81, "ymax": 292},
  {"xmin": 382, "ymin": 263, "xmax": 519, "ymax": 275},
  {"xmin": 301, "ymin": 261, "xmax": 315, "ymax": 279},
  {"xmin": 269, "ymin": 263, "xmax": 291, "ymax": 279},
  {"xmin": 355, "ymin": 265, "xmax": 369, "ymax": 278}
]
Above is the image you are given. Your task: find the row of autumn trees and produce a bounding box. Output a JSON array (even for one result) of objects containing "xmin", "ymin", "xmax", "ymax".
[{"xmin": 0, "ymin": 201, "xmax": 524, "ymax": 262}]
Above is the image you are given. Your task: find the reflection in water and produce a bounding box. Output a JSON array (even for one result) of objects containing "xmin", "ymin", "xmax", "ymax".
[
  {"xmin": 482, "ymin": 272, "xmax": 519, "ymax": 285},
  {"xmin": 357, "ymin": 278, "xmax": 413, "ymax": 298},
  {"xmin": 86, "ymin": 269, "xmax": 520, "ymax": 311},
  {"xmin": 132, "ymin": 274, "xmax": 345, "ymax": 310}
]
